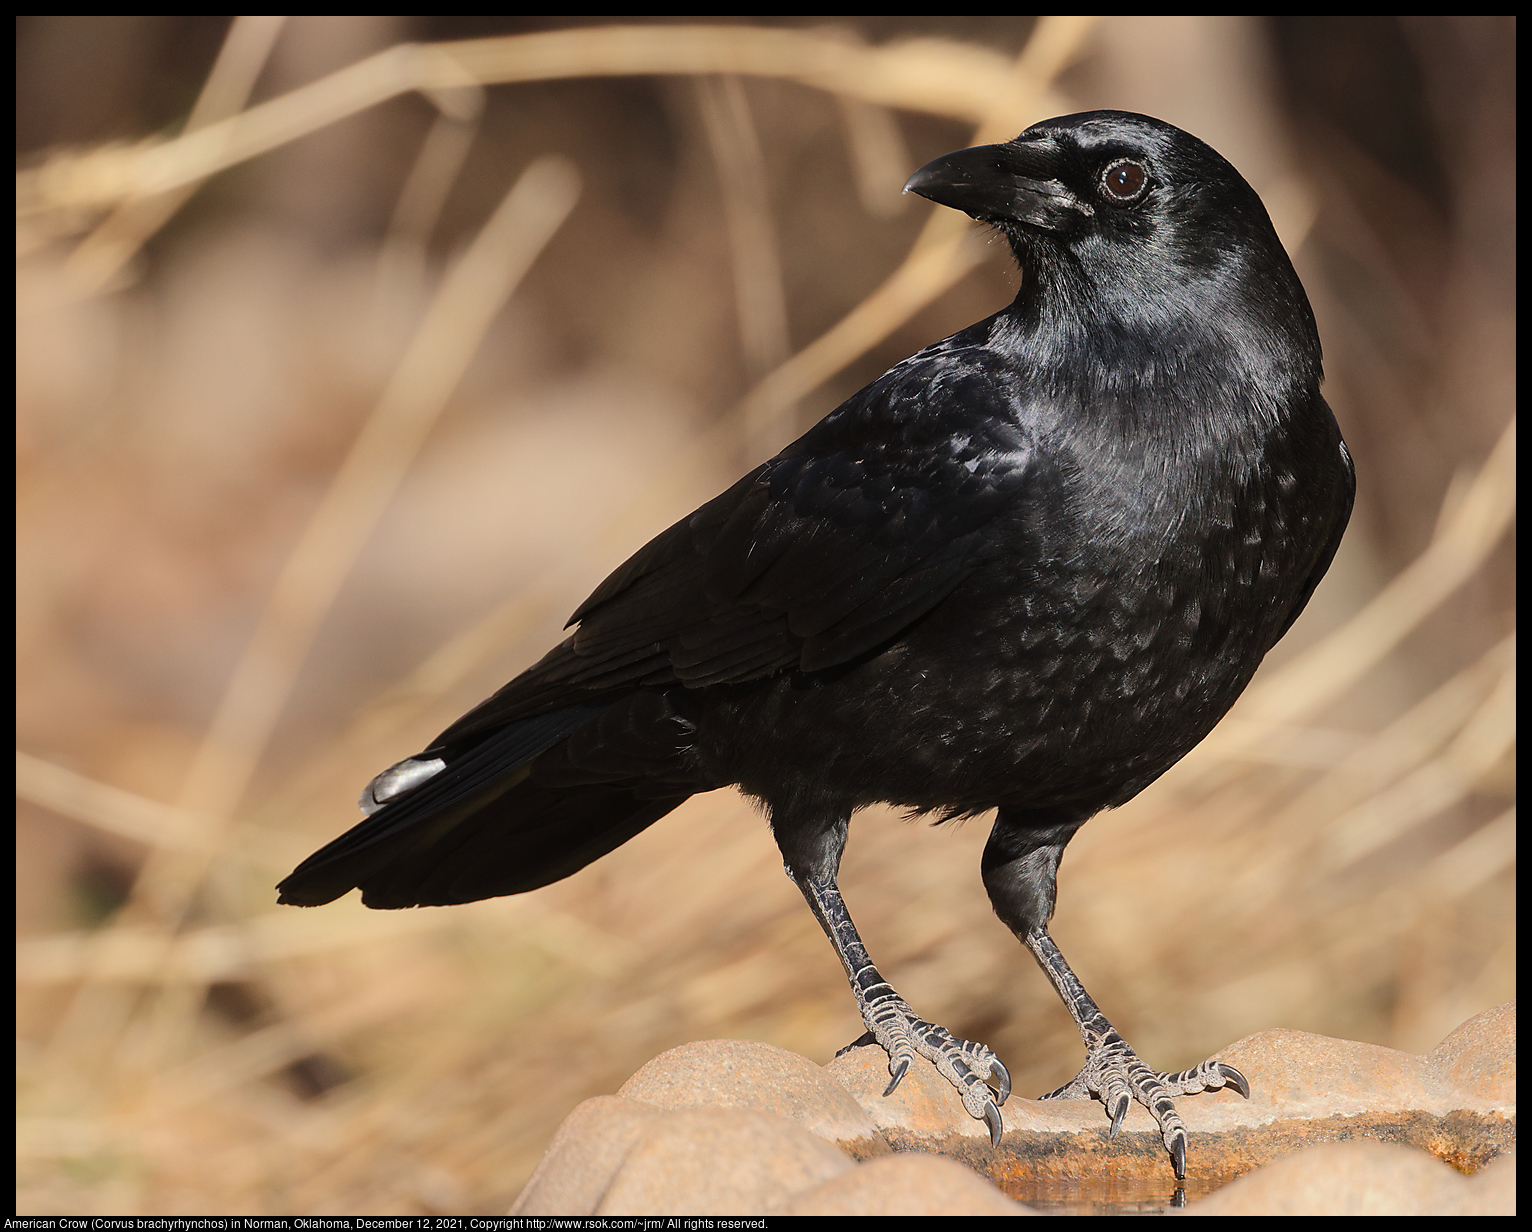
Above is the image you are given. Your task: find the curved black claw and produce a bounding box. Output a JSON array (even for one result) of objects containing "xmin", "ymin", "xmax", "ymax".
[
  {"xmin": 1218, "ymin": 1063, "xmax": 1250, "ymax": 1099},
  {"xmin": 1170, "ymin": 1131, "xmax": 1187, "ymax": 1181},
  {"xmin": 1107, "ymin": 1090, "xmax": 1131, "ymax": 1139},
  {"xmin": 991, "ymin": 1057, "xmax": 1012, "ymax": 1105},
  {"xmin": 882, "ymin": 1056, "xmax": 910, "ymax": 1097},
  {"xmin": 982, "ymin": 1098, "xmax": 1004, "ymax": 1146}
]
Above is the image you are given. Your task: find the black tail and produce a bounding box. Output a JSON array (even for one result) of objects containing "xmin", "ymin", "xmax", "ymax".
[{"xmin": 277, "ymin": 695, "xmax": 700, "ymax": 909}]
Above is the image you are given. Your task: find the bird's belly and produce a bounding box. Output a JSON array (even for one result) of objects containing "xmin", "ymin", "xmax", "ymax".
[{"xmin": 696, "ymin": 555, "xmax": 1278, "ymax": 817}]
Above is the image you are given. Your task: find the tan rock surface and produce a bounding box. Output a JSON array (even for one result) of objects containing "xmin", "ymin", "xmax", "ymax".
[
  {"xmin": 618, "ymin": 1036, "xmax": 887, "ymax": 1155},
  {"xmin": 511, "ymin": 1095, "xmax": 666, "ymax": 1215},
  {"xmin": 595, "ymin": 1106, "xmax": 854, "ymax": 1215},
  {"xmin": 511, "ymin": 1003, "xmax": 1516, "ymax": 1214},
  {"xmin": 824, "ymin": 1002, "xmax": 1516, "ymax": 1182},
  {"xmin": 1186, "ymin": 1141, "xmax": 1515, "ymax": 1216},
  {"xmin": 1427, "ymin": 999, "xmax": 1516, "ymax": 1105},
  {"xmin": 785, "ymin": 1150, "xmax": 1034, "ymax": 1215}
]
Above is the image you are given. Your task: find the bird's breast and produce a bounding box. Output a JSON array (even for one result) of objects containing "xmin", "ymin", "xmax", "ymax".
[{"xmin": 698, "ymin": 416, "xmax": 1342, "ymax": 818}]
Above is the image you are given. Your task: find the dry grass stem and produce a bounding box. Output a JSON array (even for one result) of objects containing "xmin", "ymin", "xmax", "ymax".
[
  {"xmin": 173, "ymin": 155, "xmax": 581, "ymax": 829},
  {"xmin": 19, "ymin": 22, "xmax": 1096, "ymax": 223},
  {"xmin": 62, "ymin": 16, "xmax": 289, "ymax": 293}
]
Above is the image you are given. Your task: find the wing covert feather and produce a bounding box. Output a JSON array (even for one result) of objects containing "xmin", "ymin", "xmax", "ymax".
[{"xmin": 441, "ymin": 363, "xmax": 1037, "ymax": 737}]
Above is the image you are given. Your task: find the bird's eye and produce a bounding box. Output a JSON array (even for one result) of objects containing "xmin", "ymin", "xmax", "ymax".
[{"xmin": 1101, "ymin": 160, "xmax": 1149, "ymax": 202}]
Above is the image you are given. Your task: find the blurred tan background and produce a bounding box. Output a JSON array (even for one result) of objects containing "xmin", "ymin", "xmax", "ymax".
[{"xmin": 16, "ymin": 16, "xmax": 1514, "ymax": 1215}]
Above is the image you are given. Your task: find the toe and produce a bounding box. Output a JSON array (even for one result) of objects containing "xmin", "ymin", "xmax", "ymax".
[
  {"xmin": 835, "ymin": 1030, "xmax": 878, "ymax": 1058},
  {"xmin": 1217, "ymin": 1063, "xmax": 1250, "ymax": 1099},
  {"xmin": 990, "ymin": 1056, "xmax": 1012, "ymax": 1105},
  {"xmin": 983, "ymin": 1098, "xmax": 1004, "ymax": 1146},
  {"xmin": 1107, "ymin": 1090, "xmax": 1131, "ymax": 1139}
]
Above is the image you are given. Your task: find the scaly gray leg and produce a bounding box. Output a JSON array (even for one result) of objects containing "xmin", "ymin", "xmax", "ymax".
[{"xmin": 797, "ymin": 872, "xmax": 1011, "ymax": 1144}]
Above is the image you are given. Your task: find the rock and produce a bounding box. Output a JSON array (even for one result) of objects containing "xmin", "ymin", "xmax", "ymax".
[
  {"xmin": 510, "ymin": 1096, "xmax": 665, "ymax": 1215},
  {"xmin": 784, "ymin": 1151, "xmax": 1035, "ymax": 1215},
  {"xmin": 1211, "ymin": 1010, "xmax": 1513, "ymax": 1121},
  {"xmin": 617, "ymin": 1106, "xmax": 850, "ymax": 1215},
  {"xmin": 1457, "ymin": 1146, "xmax": 1518, "ymax": 1216},
  {"xmin": 1186, "ymin": 1141, "xmax": 1515, "ymax": 1216},
  {"xmin": 618, "ymin": 1037, "xmax": 888, "ymax": 1157},
  {"xmin": 510, "ymin": 1003, "xmax": 1516, "ymax": 1214},
  {"xmin": 825, "ymin": 1002, "xmax": 1517, "ymax": 1182},
  {"xmin": 512, "ymin": 1099, "xmax": 854, "ymax": 1215},
  {"xmin": 1427, "ymin": 999, "xmax": 1515, "ymax": 1105}
]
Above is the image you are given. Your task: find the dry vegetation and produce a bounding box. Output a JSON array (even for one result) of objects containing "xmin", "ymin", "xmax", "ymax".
[{"xmin": 16, "ymin": 16, "xmax": 1514, "ymax": 1215}]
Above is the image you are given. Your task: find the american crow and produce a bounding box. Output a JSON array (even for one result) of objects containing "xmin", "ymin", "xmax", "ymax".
[{"xmin": 279, "ymin": 111, "xmax": 1353, "ymax": 1179}]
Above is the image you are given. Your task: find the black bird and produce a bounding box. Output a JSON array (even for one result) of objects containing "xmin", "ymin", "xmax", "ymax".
[{"xmin": 279, "ymin": 111, "xmax": 1353, "ymax": 1179}]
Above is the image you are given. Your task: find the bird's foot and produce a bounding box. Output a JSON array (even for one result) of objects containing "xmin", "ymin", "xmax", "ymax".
[
  {"xmin": 1039, "ymin": 1028, "xmax": 1248, "ymax": 1179},
  {"xmin": 799, "ymin": 874, "xmax": 1008, "ymax": 1143},
  {"xmin": 837, "ymin": 1002, "xmax": 1011, "ymax": 1145}
]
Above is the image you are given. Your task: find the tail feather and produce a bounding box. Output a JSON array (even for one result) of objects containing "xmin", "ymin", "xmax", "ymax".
[
  {"xmin": 277, "ymin": 695, "xmax": 701, "ymax": 909},
  {"xmin": 357, "ymin": 782, "xmax": 689, "ymax": 908}
]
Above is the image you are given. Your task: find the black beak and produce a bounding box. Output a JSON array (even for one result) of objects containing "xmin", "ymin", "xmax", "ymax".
[{"xmin": 904, "ymin": 142, "xmax": 1088, "ymax": 231}]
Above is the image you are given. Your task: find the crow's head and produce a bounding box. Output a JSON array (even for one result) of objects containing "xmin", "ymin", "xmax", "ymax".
[{"xmin": 906, "ymin": 111, "xmax": 1319, "ymax": 391}]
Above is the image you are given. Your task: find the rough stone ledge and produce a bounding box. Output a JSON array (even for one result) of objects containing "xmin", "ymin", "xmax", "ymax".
[
  {"xmin": 510, "ymin": 1001, "xmax": 1515, "ymax": 1215},
  {"xmin": 825, "ymin": 999, "xmax": 1515, "ymax": 1184}
]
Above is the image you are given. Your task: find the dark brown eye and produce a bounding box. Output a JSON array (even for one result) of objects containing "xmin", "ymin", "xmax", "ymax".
[{"xmin": 1101, "ymin": 160, "xmax": 1148, "ymax": 201}]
